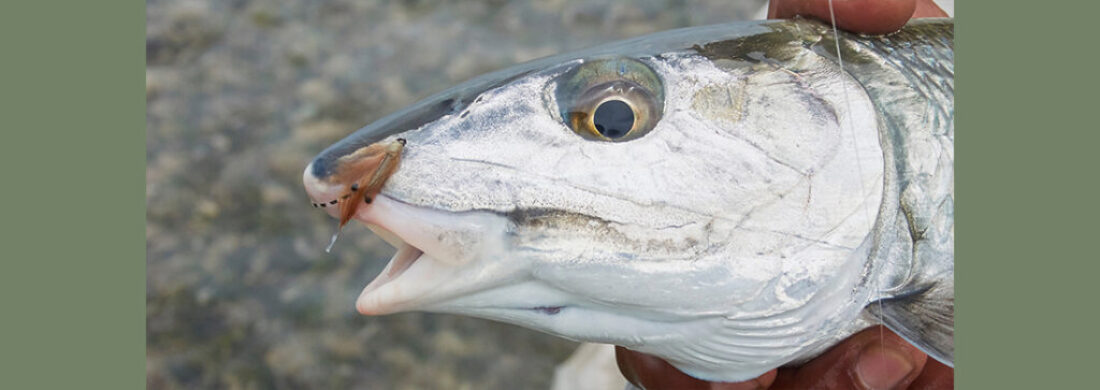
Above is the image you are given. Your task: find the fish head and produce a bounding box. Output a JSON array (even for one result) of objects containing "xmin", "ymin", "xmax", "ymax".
[{"xmin": 304, "ymin": 21, "xmax": 885, "ymax": 379}]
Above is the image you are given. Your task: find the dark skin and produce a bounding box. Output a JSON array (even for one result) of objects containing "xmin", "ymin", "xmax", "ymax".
[
  {"xmin": 617, "ymin": 326, "xmax": 954, "ymax": 390},
  {"xmin": 767, "ymin": 0, "xmax": 949, "ymax": 34},
  {"xmin": 615, "ymin": 1, "xmax": 953, "ymax": 388}
]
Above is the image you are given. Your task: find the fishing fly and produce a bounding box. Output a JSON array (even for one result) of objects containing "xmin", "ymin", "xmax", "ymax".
[{"xmin": 322, "ymin": 138, "xmax": 406, "ymax": 252}]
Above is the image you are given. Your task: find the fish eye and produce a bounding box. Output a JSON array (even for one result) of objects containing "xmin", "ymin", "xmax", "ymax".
[{"xmin": 554, "ymin": 57, "xmax": 664, "ymax": 142}]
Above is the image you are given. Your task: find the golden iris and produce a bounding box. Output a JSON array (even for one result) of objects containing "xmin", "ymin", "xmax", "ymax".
[{"xmin": 554, "ymin": 57, "xmax": 664, "ymax": 142}]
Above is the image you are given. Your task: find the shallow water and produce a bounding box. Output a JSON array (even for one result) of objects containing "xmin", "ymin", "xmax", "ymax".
[{"xmin": 146, "ymin": 0, "xmax": 764, "ymax": 388}]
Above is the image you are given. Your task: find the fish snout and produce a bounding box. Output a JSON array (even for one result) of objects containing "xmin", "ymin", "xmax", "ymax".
[
  {"xmin": 302, "ymin": 138, "xmax": 406, "ymax": 220},
  {"xmin": 303, "ymin": 138, "xmax": 520, "ymax": 315},
  {"xmin": 303, "ymin": 159, "xmax": 345, "ymax": 218}
]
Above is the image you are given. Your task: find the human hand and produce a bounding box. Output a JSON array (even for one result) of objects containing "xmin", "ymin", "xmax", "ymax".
[
  {"xmin": 767, "ymin": 0, "xmax": 949, "ymax": 34},
  {"xmin": 616, "ymin": 325, "xmax": 953, "ymax": 389}
]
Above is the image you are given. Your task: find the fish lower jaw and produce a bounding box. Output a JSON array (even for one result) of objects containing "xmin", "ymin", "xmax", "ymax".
[
  {"xmin": 348, "ymin": 196, "xmax": 516, "ymax": 315},
  {"xmin": 356, "ymin": 245, "xmax": 493, "ymax": 315},
  {"xmin": 435, "ymin": 289, "xmax": 695, "ymax": 347},
  {"xmin": 354, "ymin": 249, "xmax": 529, "ymax": 316},
  {"xmin": 354, "ymin": 224, "xmax": 461, "ymax": 315},
  {"xmin": 355, "ymin": 242, "xmax": 424, "ymax": 314}
]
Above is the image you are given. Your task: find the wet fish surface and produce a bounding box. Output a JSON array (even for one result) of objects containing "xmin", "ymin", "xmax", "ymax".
[{"xmin": 303, "ymin": 17, "xmax": 954, "ymax": 381}]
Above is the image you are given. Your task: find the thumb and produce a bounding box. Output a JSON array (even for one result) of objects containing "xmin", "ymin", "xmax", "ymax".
[
  {"xmin": 767, "ymin": 0, "xmax": 917, "ymax": 34},
  {"xmin": 771, "ymin": 326, "xmax": 928, "ymax": 390}
]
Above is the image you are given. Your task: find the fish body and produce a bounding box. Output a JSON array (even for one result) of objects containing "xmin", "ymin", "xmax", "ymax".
[{"xmin": 303, "ymin": 18, "xmax": 953, "ymax": 381}]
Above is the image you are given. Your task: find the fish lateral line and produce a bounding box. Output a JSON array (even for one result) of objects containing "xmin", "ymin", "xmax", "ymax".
[{"xmin": 324, "ymin": 138, "xmax": 406, "ymax": 253}]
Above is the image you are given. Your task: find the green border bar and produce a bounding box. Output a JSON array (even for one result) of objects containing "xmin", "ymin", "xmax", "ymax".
[
  {"xmin": 958, "ymin": 1, "xmax": 1097, "ymax": 388},
  {"xmin": 2, "ymin": 0, "xmax": 1095, "ymax": 387},
  {"xmin": 0, "ymin": 1, "xmax": 144, "ymax": 388}
]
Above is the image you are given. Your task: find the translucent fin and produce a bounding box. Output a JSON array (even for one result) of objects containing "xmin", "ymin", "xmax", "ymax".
[{"xmin": 868, "ymin": 280, "xmax": 955, "ymax": 366}]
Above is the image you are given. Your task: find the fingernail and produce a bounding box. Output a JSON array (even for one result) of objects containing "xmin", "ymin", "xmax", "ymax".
[{"xmin": 854, "ymin": 344, "xmax": 914, "ymax": 389}]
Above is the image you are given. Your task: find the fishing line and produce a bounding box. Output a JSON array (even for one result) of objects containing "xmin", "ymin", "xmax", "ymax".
[{"xmin": 825, "ymin": 0, "xmax": 886, "ymax": 354}]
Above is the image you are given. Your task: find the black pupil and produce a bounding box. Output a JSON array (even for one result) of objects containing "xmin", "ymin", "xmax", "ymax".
[{"xmin": 592, "ymin": 100, "xmax": 634, "ymax": 139}]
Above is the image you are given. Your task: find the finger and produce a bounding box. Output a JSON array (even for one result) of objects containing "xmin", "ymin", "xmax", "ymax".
[
  {"xmin": 770, "ymin": 326, "xmax": 928, "ymax": 390},
  {"xmin": 767, "ymin": 0, "xmax": 917, "ymax": 34},
  {"xmin": 615, "ymin": 346, "xmax": 778, "ymax": 390},
  {"xmin": 908, "ymin": 358, "xmax": 954, "ymax": 390}
]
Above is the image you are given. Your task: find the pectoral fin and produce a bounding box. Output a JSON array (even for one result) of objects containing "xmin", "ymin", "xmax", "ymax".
[{"xmin": 867, "ymin": 278, "xmax": 954, "ymax": 366}]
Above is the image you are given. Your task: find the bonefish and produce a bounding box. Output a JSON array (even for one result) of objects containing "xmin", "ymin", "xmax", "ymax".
[{"xmin": 303, "ymin": 18, "xmax": 954, "ymax": 381}]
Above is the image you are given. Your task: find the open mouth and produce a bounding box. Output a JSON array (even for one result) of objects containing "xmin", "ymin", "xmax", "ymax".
[
  {"xmin": 304, "ymin": 162, "xmax": 519, "ymax": 315},
  {"xmin": 319, "ymin": 192, "xmax": 466, "ymax": 315},
  {"xmin": 360, "ymin": 226, "xmax": 423, "ymax": 296},
  {"xmin": 356, "ymin": 235, "xmax": 436, "ymax": 315},
  {"xmin": 354, "ymin": 220, "xmax": 455, "ymax": 314},
  {"xmin": 304, "ymin": 167, "xmax": 672, "ymax": 347}
]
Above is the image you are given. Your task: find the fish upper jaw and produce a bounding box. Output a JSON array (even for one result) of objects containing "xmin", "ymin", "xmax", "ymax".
[{"xmin": 302, "ymin": 161, "xmax": 346, "ymax": 215}]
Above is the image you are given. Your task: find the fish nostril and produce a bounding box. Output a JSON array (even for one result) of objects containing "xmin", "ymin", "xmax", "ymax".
[{"xmin": 309, "ymin": 156, "xmax": 333, "ymax": 179}]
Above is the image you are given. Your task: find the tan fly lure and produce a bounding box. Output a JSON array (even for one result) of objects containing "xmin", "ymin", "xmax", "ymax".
[{"xmin": 319, "ymin": 138, "xmax": 406, "ymax": 252}]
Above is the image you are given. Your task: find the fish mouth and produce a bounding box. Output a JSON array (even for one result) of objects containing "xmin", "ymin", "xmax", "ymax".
[
  {"xmin": 303, "ymin": 161, "xmax": 519, "ymax": 315},
  {"xmin": 354, "ymin": 222, "xmax": 445, "ymax": 315},
  {"xmin": 303, "ymin": 162, "xmax": 694, "ymax": 347}
]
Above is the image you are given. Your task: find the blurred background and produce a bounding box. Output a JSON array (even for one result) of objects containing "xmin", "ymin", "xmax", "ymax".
[{"xmin": 146, "ymin": 0, "xmax": 765, "ymax": 388}]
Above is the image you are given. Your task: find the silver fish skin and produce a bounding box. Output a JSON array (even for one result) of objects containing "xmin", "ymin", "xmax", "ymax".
[{"xmin": 303, "ymin": 18, "xmax": 954, "ymax": 382}]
